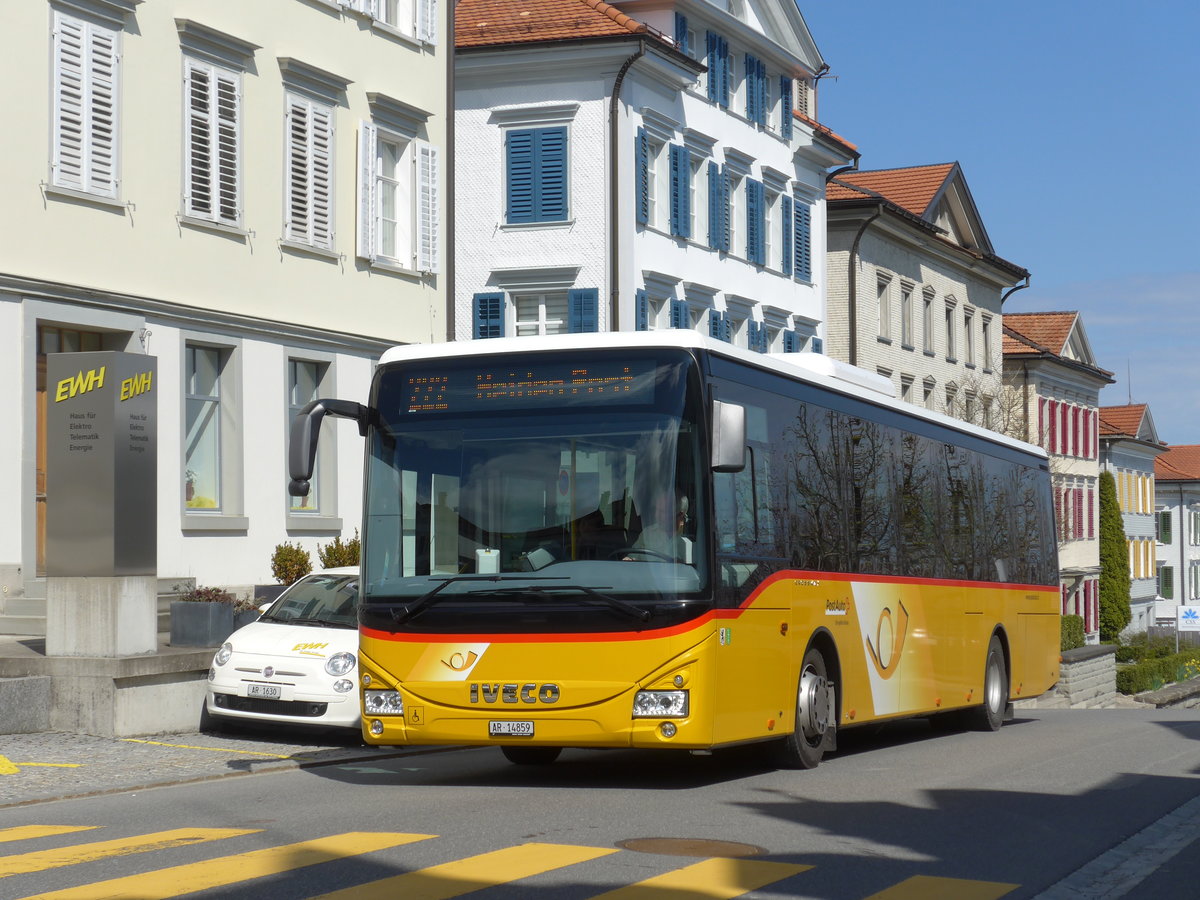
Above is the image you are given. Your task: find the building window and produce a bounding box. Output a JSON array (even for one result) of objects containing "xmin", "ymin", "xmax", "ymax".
[
  {"xmin": 792, "ymin": 198, "xmax": 811, "ymax": 281},
  {"xmin": 506, "ymin": 126, "xmax": 568, "ymax": 224},
  {"xmin": 922, "ymin": 288, "xmax": 934, "ymax": 353},
  {"xmin": 284, "ymin": 93, "xmax": 335, "ymax": 249},
  {"xmin": 349, "ymin": 0, "xmax": 438, "ymax": 43},
  {"xmin": 981, "ymin": 314, "xmax": 993, "ymax": 369},
  {"xmin": 900, "ymin": 284, "xmax": 913, "ymax": 347},
  {"xmin": 357, "ymin": 123, "xmax": 439, "ymax": 271},
  {"xmin": 964, "ymin": 307, "xmax": 975, "ymax": 366},
  {"xmin": 185, "ymin": 346, "xmax": 224, "ymax": 510},
  {"xmin": 184, "ymin": 58, "xmax": 241, "ymax": 227},
  {"xmin": 1160, "ymin": 565, "xmax": 1174, "ymax": 600},
  {"xmin": 877, "ymin": 275, "xmax": 892, "ymax": 340},
  {"xmin": 1158, "ymin": 510, "xmax": 1172, "ymax": 544},
  {"xmin": 513, "ymin": 289, "xmax": 599, "ymax": 336},
  {"xmin": 51, "ymin": 9, "xmax": 120, "ymax": 199},
  {"xmin": 944, "ymin": 298, "xmax": 957, "ymax": 361},
  {"xmin": 669, "ymin": 144, "xmax": 691, "ymax": 239},
  {"xmin": 288, "ymin": 360, "xmax": 325, "ymax": 513}
]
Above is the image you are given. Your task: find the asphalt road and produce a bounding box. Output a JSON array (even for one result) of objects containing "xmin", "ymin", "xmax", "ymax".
[{"xmin": 2, "ymin": 708, "xmax": 1199, "ymax": 899}]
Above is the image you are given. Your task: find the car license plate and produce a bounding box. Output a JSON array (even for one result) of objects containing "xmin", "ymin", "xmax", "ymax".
[
  {"xmin": 489, "ymin": 721, "xmax": 534, "ymax": 737},
  {"xmin": 247, "ymin": 683, "xmax": 282, "ymax": 700}
]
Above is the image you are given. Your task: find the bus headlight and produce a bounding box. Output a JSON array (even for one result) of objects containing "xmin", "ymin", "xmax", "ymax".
[
  {"xmin": 364, "ymin": 690, "xmax": 404, "ymax": 715},
  {"xmin": 633, "ymin": 690, "xmax": 689, "ymax": 717},
  {"xmin": 325, "ymin": 652, "xmax": 356, "ymax": 676}
]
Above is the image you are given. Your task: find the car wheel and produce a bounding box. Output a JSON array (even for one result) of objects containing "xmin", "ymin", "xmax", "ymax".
[
  {"xmin": 774, "ymin": 646, "xmax": 835, "ymax": 769},
  {"xmin": 967, "ymin": 635, "xmax": 1008, "ymax": 732}
]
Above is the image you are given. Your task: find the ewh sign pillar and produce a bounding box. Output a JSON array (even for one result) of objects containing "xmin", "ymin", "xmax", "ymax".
[{"xmin": 45, "ymin": 352, "xmax": 158, "ymax": 657}]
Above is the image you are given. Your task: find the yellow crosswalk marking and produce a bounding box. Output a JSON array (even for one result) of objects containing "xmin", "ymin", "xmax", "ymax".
[
  {"xmin": 311, "ymin": 842, "xmax": 619, "ymax": 900},
  {"xmin": 0, "ymin": 828, "xmax": 255, "ymax": 878},
  {"xmin": 590, "ymin": 857, "xmax": 811, "ymax": 899},
  {"xmin": 17, "ymin": 832, "xmax": 433, "ymax": 900},
  {"xmin": 863, "ymin": 874, "xmax": 1019, "ymax": 900},
  {"xmin": 0, "ymin": 828, "xmax": 99, "ymax": 845}
]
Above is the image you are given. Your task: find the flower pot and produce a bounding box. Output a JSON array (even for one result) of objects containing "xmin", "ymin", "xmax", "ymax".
[{"xmin": 170, "ymin": 601, "xmax": 235, "ymax": 647}]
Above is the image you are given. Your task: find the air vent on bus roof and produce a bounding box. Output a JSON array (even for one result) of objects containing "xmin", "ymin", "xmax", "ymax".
[{"xmin": 770, "ymin": 352, "xmax": 897, "ymax": 399}]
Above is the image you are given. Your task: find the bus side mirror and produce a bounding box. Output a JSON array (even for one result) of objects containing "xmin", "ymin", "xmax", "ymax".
[
  {"xmin": 711, "ymin": 400, "xmax": 746, "ymax": 472},
  {"xmin": 288, "ymin": 399, "xmax": 370, "ymax": 497}
]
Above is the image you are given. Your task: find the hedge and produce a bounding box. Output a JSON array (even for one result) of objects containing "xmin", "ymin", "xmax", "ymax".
[
  {"xmin": 1060, "ymin": 615, "xmax": 1085, "ymax": 651},
  {"xmin": 1115, "ymin": 652, "xmax": 1200, "ymax": 694}
]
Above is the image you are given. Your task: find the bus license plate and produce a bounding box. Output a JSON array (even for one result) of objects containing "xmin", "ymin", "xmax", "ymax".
[
  {"xmin": 247, "ymin": 683, "xmax": 281, "ymax": 700},
  {"xmin": 489, "ymin": 721, "xmax": 534, "ymax": 737}
]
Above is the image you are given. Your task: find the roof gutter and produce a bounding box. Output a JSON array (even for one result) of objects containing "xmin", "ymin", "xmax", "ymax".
[
  {"xmin": 609, "ymin": 39, "xmax": 647, "ymax": 331},
  {"xmin": 1000, "ymin": 274, "xmax": 1031, "ymax": 306}
]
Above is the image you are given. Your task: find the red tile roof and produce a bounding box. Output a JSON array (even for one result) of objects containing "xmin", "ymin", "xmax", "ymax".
[
  {"xmin": 1002, "ymin": 311, "xmax": 1078, "ymax": 357},
  {"xmin": 827, "ymin": 164, "xmax": 956, "ymax": 217},
  {"xmin": 1156, "ymin": 445, "xmax": 1200, "ymax": 480},
  {"xmin": 456, "ymin": 0, "xmax": 650, "ymax": 48},
  {"xmin": 1099, "ymin": 404, "xmax": 1147, "ymax": 437}
]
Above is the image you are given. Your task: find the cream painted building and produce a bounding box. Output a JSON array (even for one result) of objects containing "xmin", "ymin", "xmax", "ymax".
[{"xmin": 0, "ymin": 0, "xmax": 448, "ymax": 632}]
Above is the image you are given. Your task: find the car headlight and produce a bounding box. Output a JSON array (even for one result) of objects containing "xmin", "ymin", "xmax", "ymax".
[
  {"xmin": 325, "ymin": 652, "xmax": 356, "ymax": 676},
  {"xmin": 632, "ymin": 690, "xmax": 689, "ymax": 717},
  {"xmin": 364, "ymin": 690, "xmax": 404, "ymax": 715},
  {"xmin": 214, "ymin": 643, "xmax": 233, "ymax": 666}
]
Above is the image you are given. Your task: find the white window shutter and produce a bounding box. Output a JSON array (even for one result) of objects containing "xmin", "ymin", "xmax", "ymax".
[
  {"xmin": 52, "ymin": 12, "xmax": 87, "ymax": 192},
  {"xmin": 183, "ymin": 59, "xmax": 212, "ymax": 219},
  {"xmin": 214, "ymin": 69, "xmax": 241, "ymax": 225},
  {"xmin": 416, "ymin": 141, "xmax": 439, "ymax": 273},
  {"xmin": 357, "ymin": 121, "xmax": 378, "ymax": 260},
  {"xmin": 417, "ymin": 0, "xmax": 438, "ymax": 45},
  {"xmin": 285, "ymin": 97, "xmax": 312, "ymax": 245},
  {"xmin": 85, "ymin": 23, "xmax": 119, "ymax": 198},
  {"xmin": 310, "ymin": 104, "xmax": 334, "ymax": 249}
]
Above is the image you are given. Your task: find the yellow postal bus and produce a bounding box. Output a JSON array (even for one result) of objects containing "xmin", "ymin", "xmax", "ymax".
[{"xmin": 289, "ymin": 332, "xmax": 1059, "ymax": 768}]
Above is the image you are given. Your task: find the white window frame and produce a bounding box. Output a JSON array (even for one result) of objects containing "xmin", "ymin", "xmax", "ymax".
[
  {"xmin": 51, "ymin": 9, "xmax": 120, "ymax": 199},
  {"xmin": 340, "ymin": 0, "xmax": 438, "ymax": 44},
  {"xmin": 183, "ymin": 57, "xmax": 242, "ymax": 228},
  {"xmin": 182, "ymin": 338, "xmax": 246, "ymax": 531},
  {"xmin": 877, "ymin": 275, "xmax": 892, "ymax": 340},
  {"xmin": 284, "ymin": 92, "xmax": 335, "ymax": 250},
  {"xmin": 513, "ymin": 291, "xmax": 568, "ymax": 337}
]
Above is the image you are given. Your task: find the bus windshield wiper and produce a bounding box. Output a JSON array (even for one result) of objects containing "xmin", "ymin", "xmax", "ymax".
[
  {"xmin": 478, "ymin": 585, "xmax": 652, "ymax": 623},
  {"xmin": 390, "ymin": 574, "xmax": 567, "ymax": 624},
  {"xmin": 276, "ymin": 616, "xmax": 339, "ymax": 627}
]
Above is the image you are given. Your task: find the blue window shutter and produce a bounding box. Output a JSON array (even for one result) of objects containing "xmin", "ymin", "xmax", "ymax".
[
  {"xmin": 506, "ymin": 129, "xmax": 534, "ymax": 223},
  {"xmin": 781, "ymin": 194, "xmax": 794, "ymax": 276},
  {"xmin": 745, "ymin": 54, "xmax": 758, "ymax": 122},
  {"xmin": 669, "ymin": 144, "xmax": 691, "ymax": 238},
  {"xmin": 707, "ymin": 161, "xmax": 721, "ymax": 249},
  {"xmin": 811, "ymin": 336, "xmax": 824, "ymax": 354},
  {"xmin": 746, "ymin": 321, "xmax": 759, "ymax": 352},
  {"xmin": 780, "ymin": 76, "xmax": 793, "ymax": 139},
  {"xmin": 536, "ymin": 127, "xmax": 568, "ymax": 221},
  {"xmin": 746, "ymin": 180, "xmax": 764, "ymax": 265},
  {"xmin": 473, "ymin": 292, "xmax": 505, "ymax": 339},
  {"xmin": 674, "ymin": 13, "xmax": 688, "ymax": 55},
  {"xmin": 568, "ymin": 288, "xmax": 599, "ymax": 333},
  {"xmin": 758, "ymin": 60, "xmax": 769, "ymax": 126},
  {"xmin": 635, "ymin": 126, "xmax": 649, "ymax": 225},
  {"xmin": 721, "ymin": 165, "xmax": 731, "ymax": 252},
  {"xmin": 794, "ymin": 198, "xmax": 812, "ymax": 281},
  {"xmin": 705, "ymin": 32, "xmax": 718, "ymax": 102},
  {"xmin": 720, "ymin": 36, "xmax": 731, "ymax": 107},
  {"xmin": 709, "ymin": 310, "xmax": 724, "ymax": 340},
  {"xmin": 783, "ymin": 330, "xmax": 799, "ymax": 353},
  {"xmin": 670, "ymin": 299, "xmax": 689, "ymax": 329},
  {"xmin": 636, "ymin": 289, "xmax": 649, "ymax": 331}
]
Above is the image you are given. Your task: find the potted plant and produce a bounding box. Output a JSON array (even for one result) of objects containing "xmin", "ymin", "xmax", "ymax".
[{"xmin": 169, "ymin": 585, "xmax": 237, "ymax": 647}]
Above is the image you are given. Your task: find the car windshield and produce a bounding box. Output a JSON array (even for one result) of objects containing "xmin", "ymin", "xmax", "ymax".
[
  {"xmin": 360, "ymin": 349, "xmax": 708, "ymax": 622},
  {"xmin": 260, "ymin": 574, "xmax": 358, "ymax": 628}
]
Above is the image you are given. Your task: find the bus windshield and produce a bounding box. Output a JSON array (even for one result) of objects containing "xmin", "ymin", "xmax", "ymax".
[{"xmin": 360, "ymin": 349, "xmax": 709, "ymax": 629}]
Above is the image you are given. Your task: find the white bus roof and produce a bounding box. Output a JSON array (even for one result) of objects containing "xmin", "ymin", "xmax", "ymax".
[{"xmin": 378, "ymin": 332, "xmax": 1048, "ymax": 461}]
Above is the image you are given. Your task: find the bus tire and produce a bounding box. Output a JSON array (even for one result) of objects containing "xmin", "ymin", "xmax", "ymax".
[
  {"xmin": 501, "ymin": 746, "xmax": 562, "ymax": 766},
  {"xmin": 774, "ymin": 647, "xmax": 835, "ymax": 769},
  {"xmin": 968, "ymin": 635, "xmax": 1007, "ymax": 732}
]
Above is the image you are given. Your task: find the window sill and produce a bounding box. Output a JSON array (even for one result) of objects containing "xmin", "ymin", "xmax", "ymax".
[
  {"xmin": 500, "ymin": 219, "xmax": 575, "ymax": 232},
  {"xmin": 363, "ymin": 257, "xmax": 424, "ymax": 279},
  {"xmin": 923, "ymin": 350, "xmax": 936, "ymax": 358},
  {"xmin": 877, "ymin": 336, "xmax": 893, "ymax": 345},
  {"xmin": 286, "ymin": 514, "xmax": 344, "ymax": 532},
  {"xmin": 181, "ymin": 513, "xmax": 250, "ymax": 533},
  {"xmin": 965, "ymin": 362, "xmax": 977, "ymax": 370},
  {"xmin": 946, "ymin": 357, "xmax": 958, "ymax": 365},
  {"xmin": 44, "ymin": 184, "xmax": 129, "ymax": 212},
  {"xmin": 901, "ymin": 343, "xmax": 915, "ymax": 352},
  {"xmin": 280, "ymin": 239, "xmax": 342, "ymax": 261},
  {"xmin": 179, "ymin": 215, "xmax": 249, "ymax": 239}
]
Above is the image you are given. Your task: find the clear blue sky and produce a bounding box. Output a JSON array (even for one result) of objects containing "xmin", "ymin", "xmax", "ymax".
[{"xmin": 800, "ymin": 1, "xmax": 1200, "ymax": 445}]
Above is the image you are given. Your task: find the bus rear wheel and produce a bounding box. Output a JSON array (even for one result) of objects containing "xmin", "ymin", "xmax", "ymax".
[
  {"xmin": 774, "ymin": 647, "xmax": 836, "ymax": 769},
  {"xmin": 968, "ymin": 635, "xmax": 1008, "ymax": 732},
  {"xmin": 501, "ymin": 746, "xmax": 562, "ymax": 766}
]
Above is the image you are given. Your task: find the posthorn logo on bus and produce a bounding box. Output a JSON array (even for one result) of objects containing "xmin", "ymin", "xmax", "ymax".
[{"xmin": 469, "ymin": 683, "xmax": 560, "ymax": 704}]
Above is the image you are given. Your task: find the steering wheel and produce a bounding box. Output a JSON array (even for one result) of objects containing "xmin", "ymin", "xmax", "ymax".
[{"xmin": 609, "ymin": 547, "xmax": 675, "ymax": 562}]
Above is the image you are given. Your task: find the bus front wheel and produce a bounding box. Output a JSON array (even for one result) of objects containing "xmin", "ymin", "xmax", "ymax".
[
  {"xmin": 968, "ymin": 635, "xmax": 1008, "ymax": 732},
  {"xmin": 775, "ymin": 647, "xmax": 836, "ymax": 769},
  {"xmin": 501, "ymin": 746, "xmax": 562, "ymax": 766}
]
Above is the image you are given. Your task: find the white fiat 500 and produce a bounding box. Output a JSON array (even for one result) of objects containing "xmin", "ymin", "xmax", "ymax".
[{"xmin": 204, "ymin": 567, "xmax": 361, "ymax": 731}]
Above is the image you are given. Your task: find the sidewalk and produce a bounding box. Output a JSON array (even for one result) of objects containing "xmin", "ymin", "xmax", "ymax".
[{"xmin": 0, "ymin": 726, "xmax": 446, "ymax": 809}]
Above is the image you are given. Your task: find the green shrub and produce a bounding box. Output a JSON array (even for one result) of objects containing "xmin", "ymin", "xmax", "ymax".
[
  {"xmin": 1116, "ymin": 632, "xmax": 1176, "ymax": 662},
  {"xmin": 1116, "ymin": 651, "xmax": 1200, "ymax": 694},
  {"xmin": 318, "ymin": 529, "xmax": 360, "ymax": 568},
  {"xmin": 179, "ymin": 585, "xmax": 235, "ymax": 604},
  {"xmin": 271, "ymin": 541, "xmax": 312, "ymax": 585},
  {"xmin": 1061, "ymin": 615, "xmax": 1085, "ymax": 651}
]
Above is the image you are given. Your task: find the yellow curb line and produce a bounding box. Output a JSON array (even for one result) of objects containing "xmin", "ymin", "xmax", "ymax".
[{"xmin": 121, "ymin": 739, "xmax": 295, "ymax": 760}]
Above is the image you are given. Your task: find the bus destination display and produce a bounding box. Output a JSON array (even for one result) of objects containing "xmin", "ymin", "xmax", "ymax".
[{"xmin": 403, "ymin": 359, "xmax": 656, "ymax": 414}]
